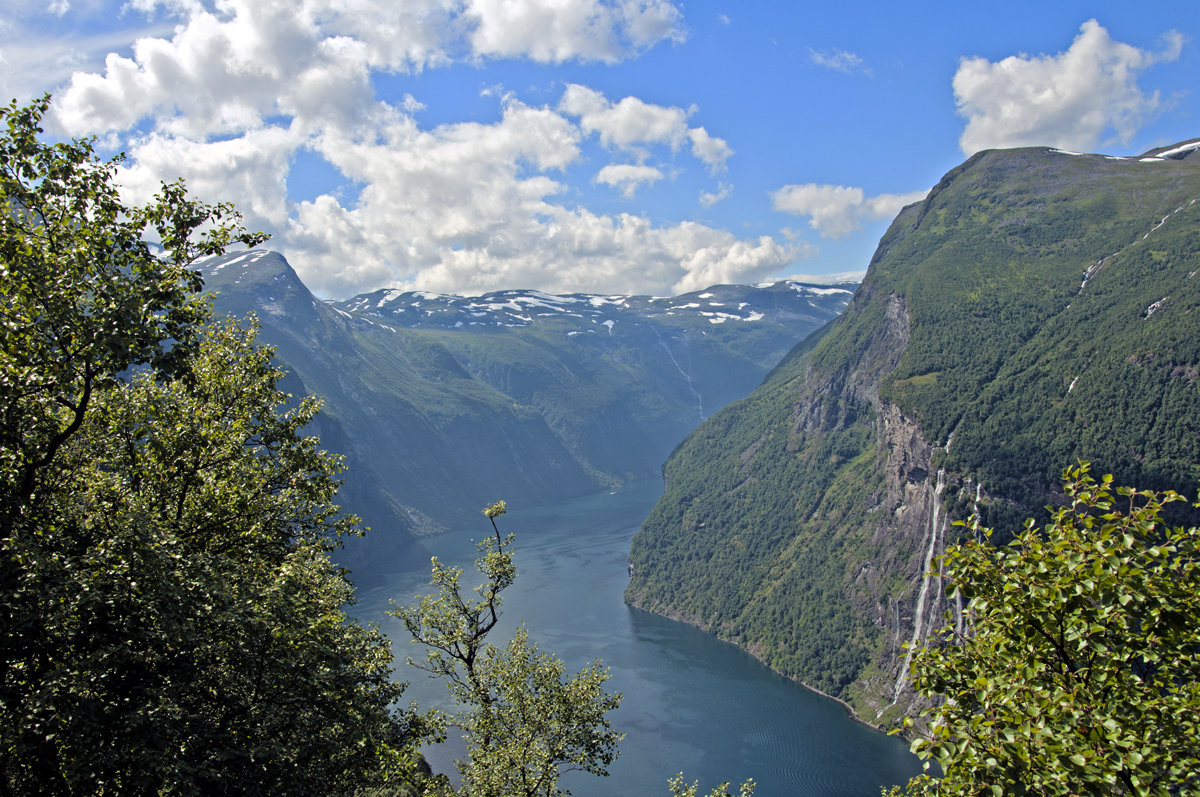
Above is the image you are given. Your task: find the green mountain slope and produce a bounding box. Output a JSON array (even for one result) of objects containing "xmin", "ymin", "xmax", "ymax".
[
  {"xmin": 200, "ymin": 252, "xmax": 596, "ymax": 574},
  {"xmin": 198, "ymin": 252, "xmax": 854, "ymax": 574},
  {"xmin": 625, "ymin": 140, "xmax": 1200, "ymax": 724}
]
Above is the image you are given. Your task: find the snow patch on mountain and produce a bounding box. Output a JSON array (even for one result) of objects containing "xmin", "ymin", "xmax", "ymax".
[{"xmin": 316, "ymin": 275, "xmax": 861, "ymax": 333}]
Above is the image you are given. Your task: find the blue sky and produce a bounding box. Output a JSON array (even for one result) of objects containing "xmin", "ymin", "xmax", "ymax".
[{"xmin": 2, "ymin": 0, "xmax": 1197, "ymax": 298}]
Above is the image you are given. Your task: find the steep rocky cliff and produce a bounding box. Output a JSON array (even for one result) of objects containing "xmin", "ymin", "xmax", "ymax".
[{"xmin": 626, "ymin": 140, "xmax": 1200, "ymax": 723}]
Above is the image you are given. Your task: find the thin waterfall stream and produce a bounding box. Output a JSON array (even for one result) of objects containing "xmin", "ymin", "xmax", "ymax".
[{"xmin": 893, "ymin": 469, "xmax": 945, "ymax": 703}]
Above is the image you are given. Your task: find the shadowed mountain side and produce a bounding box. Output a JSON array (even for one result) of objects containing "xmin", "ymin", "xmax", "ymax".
[{"xmin": 198, "ymin": 250, "xmax": 855, "ymax": 577}]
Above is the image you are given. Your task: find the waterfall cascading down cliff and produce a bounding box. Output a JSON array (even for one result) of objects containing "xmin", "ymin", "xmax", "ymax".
[{"xmin": 892, "ymin": 469, "xmax": 945, "ymax": 704}]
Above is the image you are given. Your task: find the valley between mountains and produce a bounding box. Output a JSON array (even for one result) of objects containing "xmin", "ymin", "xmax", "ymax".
[
  {"xmin": 199, "ymin": 253, "xmax": 855, "ymax": 574},
  {"xmin": 204, "ymin": 137, "xmax": 1200, "ymax": 727}
]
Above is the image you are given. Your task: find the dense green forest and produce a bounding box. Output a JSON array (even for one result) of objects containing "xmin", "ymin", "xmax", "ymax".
[
  {"xmin": 627, "ymin": 142, "xmax": 1200, "ymax": 721},
  {"xmin": 876, "ymin": 148, "xmax": 1200, "ymax": 514}
]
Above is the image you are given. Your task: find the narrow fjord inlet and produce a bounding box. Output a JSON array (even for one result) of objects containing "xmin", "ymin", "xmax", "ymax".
[
  {"xmin": 8, "ymin": 4, "xmax": 1200, "ymax": 793},
  {"xmin": 356, "ymin": 482, "xmax": 923, "ymax": 796}
]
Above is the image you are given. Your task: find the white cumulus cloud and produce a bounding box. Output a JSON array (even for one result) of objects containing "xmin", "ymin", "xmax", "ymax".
[
  {"xmin": 688, "ymin": 127, "xmax": 733, "ymax": 172},
  {"xmin": 954, "ymin": 19, "xmax": 1184, "ymax": 155},
  {"xmin": 271, "ymin": 94, "xmax": 785, "ymax": 298},
  {"xmin": 699, "ymin": 181, "xmax": 731, "ymax": 208},
  {"xmin": 559, "ymin": 83, "xmax": 733, "ymax": 179},
  {"xmin": 561, "ymin": 83, "xmax": 691, "ymax": 150},
  {"xmin": 116, "ymin": 125, "xmax": 300, "ymax": 229},
  {"xmin": 9, "ymin": 0, "xmax": 791, "ymax": 299},
  {"xmin": 48, "ymin": 0, "xmax": 687, "ymax": 140},
  {"xmin": 771, "ymin": 184, "xmax": 927, "ymax": 239},
  {"xmin": 596, "ymin": 163, "xmax": 664, "ymax": 196},
  {"xmin": 466, "ymin": 0, "xmax": 684, "ymax": 63},
  {"xmin": 52, "ymin": 0, "xmax": 377, "ymax": 138}
]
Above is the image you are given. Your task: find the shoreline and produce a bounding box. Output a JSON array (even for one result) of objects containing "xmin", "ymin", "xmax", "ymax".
[{"xmin": 622, "ymin": 595, "xmax": 900, "ymax": 735}]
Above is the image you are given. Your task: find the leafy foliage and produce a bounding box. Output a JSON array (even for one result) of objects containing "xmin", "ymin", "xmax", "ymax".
[
  {"xmin": 667, "ymin": 774, "xmax": 756, "ymax": 797},
  {"xmin": 392, "ymin": 501, "xmax": 623, "ymax": 797},
  {"xmin": 0, "ymin": 98, "xmax": 422, "ymax": 794},
  {"xmin": 897, "ymin": 464, "xmax": 1200, "ymax": 795},
  {"xmin": 0, "ymin": 95, "xmax": 265, "ymax": 540}
]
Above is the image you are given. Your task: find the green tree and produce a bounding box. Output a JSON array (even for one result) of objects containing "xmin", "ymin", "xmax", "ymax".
[
  {"xmin": 392, "ymin": 501, "xmax": 623, "ymax": 797},
  {"xmin": 0, "ymin": 96, "xmax": 264, "ymax": 537},
  {"xmin": 895, "ymin": 463, "xmax": 1200, "ymax": 796},
  {"xmin": 1, "ymin": 97, "xmax": 424, "ymax": 794},
  {"xmin": 667, "ymin": 774, "xmax": 756, "ymax": 797}
]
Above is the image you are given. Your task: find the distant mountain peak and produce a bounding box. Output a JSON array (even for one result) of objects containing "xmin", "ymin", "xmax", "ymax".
[
  {"xmin": 196, "ymin": 247, "xmax": 857, "ymax": 560},
  {"xmin": 193, "ymin": 249, "xmax": 318, "ymax": 322},
  {"xmin": 193, "ymin": 248, "xmax": 294, "ymax": 280}
]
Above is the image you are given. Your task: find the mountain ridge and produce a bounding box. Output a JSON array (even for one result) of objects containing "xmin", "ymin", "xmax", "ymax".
[
  {"xmin": 196, "ymin": 250, "xmax": 856, "ymax": 574},
  {"xmin": 626, "ymin": 140, "xmax": 1200, "ymax": 725}
]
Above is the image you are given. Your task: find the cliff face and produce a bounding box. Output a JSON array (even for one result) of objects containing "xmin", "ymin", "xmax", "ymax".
[
  {"xmin": 626, "ymin": 273, "xmax": 957, "ymax": 721},
  {"xmin": 627, "ymin": 141, "xmax": 1200, "ymax": 724}
]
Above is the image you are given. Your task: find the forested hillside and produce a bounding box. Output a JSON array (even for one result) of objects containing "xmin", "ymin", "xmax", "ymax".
[
  {"xmin": 199, "ymin": 252, "xmax": 853, "ymax": 572},
  {"xmin": 626, "ymin": 140, "xmax": 1200, "ymax": 723}
]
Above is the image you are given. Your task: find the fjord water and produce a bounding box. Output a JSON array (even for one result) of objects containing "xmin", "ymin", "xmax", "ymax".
[{"xmin": 354, "ymin": 480, "xmax": 922, "ymax": 796}]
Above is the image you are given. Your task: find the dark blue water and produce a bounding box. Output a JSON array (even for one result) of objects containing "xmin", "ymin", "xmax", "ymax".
[{"xmin": 354, "ymin": 480, "xmax": 922, "ymax": 796}]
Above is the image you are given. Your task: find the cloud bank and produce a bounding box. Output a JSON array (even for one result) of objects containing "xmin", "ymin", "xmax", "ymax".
[
  {"xmin": 559, "ymin": 83, "xmax": 732, "ymax": 172},
  {"xmin": 25, "ymin": 0, "xmax": 800, "ymax": 298}
]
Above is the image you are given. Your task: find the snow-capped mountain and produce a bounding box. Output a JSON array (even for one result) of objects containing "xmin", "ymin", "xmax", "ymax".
[
  {"xmin": 196, "ymin": 250, "xmax": 856, "ymax": 573},
  {"xmin": 334, "ymin": 281, "xmax": 853, "ymax": 331}
]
